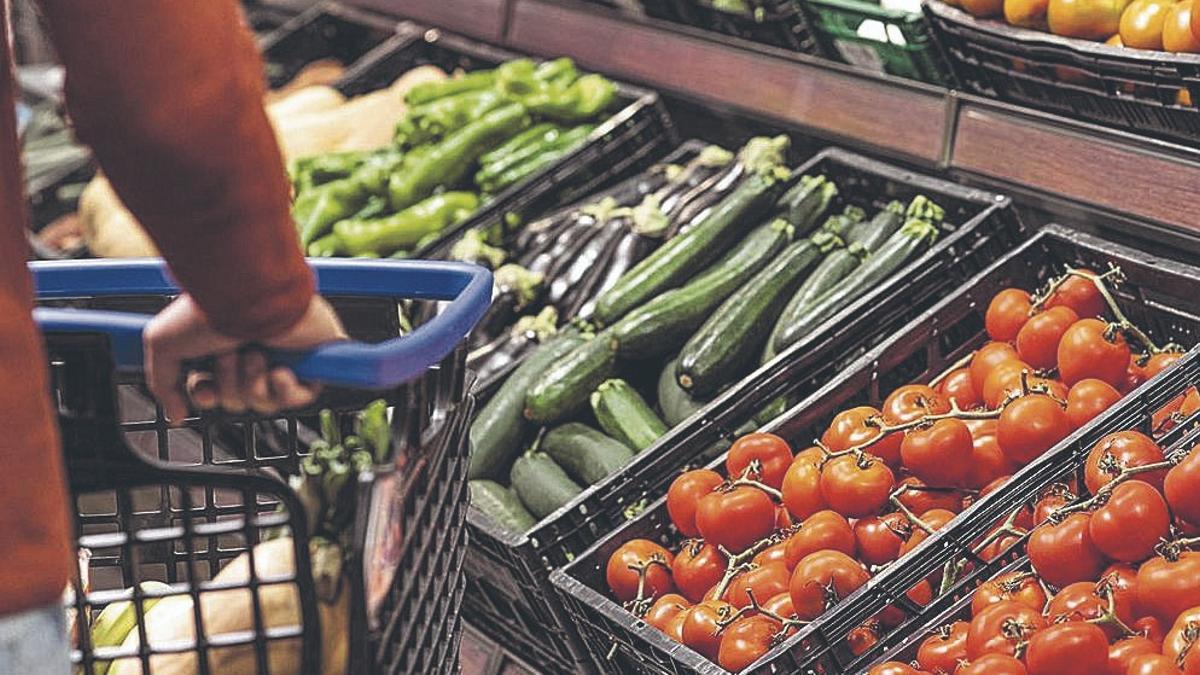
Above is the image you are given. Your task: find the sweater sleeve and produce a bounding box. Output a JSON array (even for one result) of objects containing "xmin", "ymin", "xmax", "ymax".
[{"xmin": 37, "ymin": 0, "xmax": 314, "ymax": 340}]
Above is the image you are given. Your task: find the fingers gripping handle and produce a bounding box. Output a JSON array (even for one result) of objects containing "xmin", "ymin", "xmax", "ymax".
[{"xmin": 30, "ymin": 259, "xmax": 493, "ymax": 390}]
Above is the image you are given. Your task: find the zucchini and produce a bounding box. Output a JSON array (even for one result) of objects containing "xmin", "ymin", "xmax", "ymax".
[
  {"xmin": 510, "ymin": 451, "xmax": 584, "ymax": 518},
  {"xmin": 608, "ymin": 218, "xmax": 792, "ymax": 357},
  {"xmin": 817, "ymin": 206, "xmax": 865, "ymax": 239},
  {"xmin": 593, "ymin": 171, "xmax": 784, "ymax": 325},
  {"xmin": 524, "ymin": 328, "xmax": 618, "ymax": 424},
  {"xmin": 590, "ymin": 380, "xmax": 668, "ymax": 451},
  {"xmin": 542, "ymin": 422, "xmax": 636, "ymax": 483},
  {"xmin": 468, "ymin": 332, "xmax": 585, "ymax": 481},
  {"xmin": 470, "ymin": 480, "xmax": 537, "ymax": 533},
  {"xmin": 844, "ymin": 200, "xmax": 905, "ymax": 251},
  {"xmin": 775, "ymin": 215, "xmax": 942, "ymax": 351},
  {"xmin": 776, "ymin": 175, "xmax": 837, "ymax": 235},
  {"xmin": 657, "ymin": 357, "xmax": 709, "ymax": 426},
  {"xmin": 677, "ymin": 231, "xmax": 842, "ymax": 397},
  {"xmin": 764, "ymin": 242, "xmax": 867, "ymax": 362}
]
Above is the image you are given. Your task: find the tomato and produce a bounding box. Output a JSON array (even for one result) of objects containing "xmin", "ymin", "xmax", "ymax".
[
  {"xmin": 696, "ymin": 486, "xmax": 777, "ymax": 553},
  {"xmin": 664, "ymin": 606, "xmax": 690, "ymax": 642},
  {"xmin": 667, "ymin": 469, "xmax": 724, "ymax": 537},
  {"xmin": 727, "ymin": 433, "xmax": 794, "ymax": 489},
  {"xmin": 982, "ymin": 359, "xmax": 1035, "ymax": 409},
  {"xmin": 1089, "ymin": 480, "xmax": 1171, "ymax": 563},
  {"xmin": 728, "ymin": 562, "xmax": 791, "ymax": 610},
  {"xmin": 1066, "ymin": 378, "xmax": 1123, "ymax": 430},
  {"xmin": 1033, "ymin": 487, "xmax": 1075, "ymax": 525},
  {"xmin": 1164, "ymin": 0, "xmax": 1200, "ymax": 51},
  {"xmin": 645, "ymin": 593, "xmax": 690, "ymax": 633},
  {"xmin": 967, "ymin": 600, "xmax": 1049, "ymax": 659},
  {"xmin": 1027, "ymin": 513, "xmax": 1109, "ymax": 588},
  {"xmin": 1024, "ymin": 621, "xmax": 1109, "ymax": 675},
  {"xmin": 987, "ymin": 288, "xmax": 1034, "ymax": 342},
  {"xmin": 957, "ymin": 653, "xmax": 1028, "ymax": 675},
  {"xmin": 763, "ymin": 591, "xmax": 795, "ymax": 618},
  {"xmin": 1163, "ymin": 606, "xmax": 1200, "ymax": 674},
  {"xmin": 782, "ymin": 450, "xmax": 828, "ymax": 520},
  {"xmin": 607, "ymin": 539, "xmax": 675, "ymax": 602},
  {"xmin": 673, "ymin": 540, "xmax": 727, "ymax": 603},
  {"xmin": 784, "ymin": 510, "xmax": 856, "ymax": 569},
  {"xmin": 754, "ymin": 541, "xmax": 789, "ymax": 568},
  {"xmin": 718, "ymin": 614, "xmax": 781, "ymax": 671},
  {"xmin": 969, "ymin": 431, "xmax": 1017, "ymax": 490},
  {"xmin": 1120, "ymin": 0, "xmax": 1174, "ymax": 49},
  {"xmin": 997, "ymin": 393, "xmax": 1072, "ymax": 466},
  {"xmin": 896, "ymin": 476, "xmax": 965, "ymax": 515},
  {"xmin": 1018, "ymin": 306, "xmax": 1081, "ymax": 370},
  {"xmin": 847, "ymin": 620, "xmax": 881, "ymax": 656},
  {"xmin": 682, "ymin": 599, "xmax": 735, "ymax": 660},
  {"xmin": 1166, "ymin": 447, "xmax": 1200, "ymax": 525},
  {"xmin": 1135, "ymin": 615, "xmax": 1167, "ymax": 646},
  {"xmin": 867, "ymin": 663, "xmax": 926, "ymax": 675},
  {"xmin": 972, "ymin": 571, "xmax": 1048, "ymax": 616},
  {"xmin": 1058, "ymin": 319, "xmax": 1132, "ymax": 388},
  {"xmin": 820, "ymin": 453, "xmax": 895, "ymax": 518},
  {"xmin": 900, "ymin": 509, "xmax": 957, "ymax": 557},
  {"xmin": 1084, "ymin": 431, "xmax": 1167, "ymax": 494},
  {"xmin": 1100, "ymin": 562, "xmax": 1142, "ymax": 623},
  {"xmin": 916, "ymin": 620, "xmax": 969, "ymax": 673},
  {"xmin": 1047, "ymin": 271, "xmax": 1107, "ymax": 319},
  {"xmin": 1048, "ymin": 581, "xmax": 1136, "ymax": 639},
  {"xmin": 978, "ymin": 524, "xmax": 1027, "ymax": 562},
  {"xmin": 1144, "ymin": 351, "xmax": 1184, "ymax": 379},
  {"xmin": 823, "ymin": 406, "xmax": 904, "ymax": 468},
  {"xmin": 1007, "ymin": 0, "xmax": 1052, "ymax": 25},
  {"xmin": 972, "ymin": 342, "xmax": 1022, "ymax": 394},
  {"xmin": 1108, "ymin": 636, "xmax": 1160, "ymax": 675},
  {"xmin": 901, "ymin": 418, "xmax": 975, "ymax": 488},
  {"xmin": 855, "ymin": 513, "xmax": 910, "ymax": 567},
  {"xmin": 1137, "ymin": 552, "xmax": 1200, "ymax": 626},
  {"xmin": 789, "ymin": 550, "xmax": 870, "ymax": 620},
  {"xmin": 1125, "ymin": 654, "xmax": 1184, "ymax": 675},
  {"xmin": 883, "ymin": 384, "xmax": 952, "ymax": 426},
  {"xmin": 941, "ymin": 367, "xmax": 984, "ymax": 410},
  {"xmin": 877, "ymin": 580, "xmax": 934, "ymax": 629}
]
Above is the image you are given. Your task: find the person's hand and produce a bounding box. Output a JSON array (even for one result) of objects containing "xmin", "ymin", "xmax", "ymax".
[{"xmin": 144, "ymin": 294, "xmax": 347, "ymax": 424}]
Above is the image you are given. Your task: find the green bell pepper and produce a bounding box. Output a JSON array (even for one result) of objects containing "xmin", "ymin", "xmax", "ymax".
[
  {"xmin": 404, "ymin": 69, "xmax": 496, "ymax": 106},
  {"xmin": 521, "ymin": 74, "xmax": 617, "ymax": 122},
  {"xmin": 474, "ymin": 125, "xmax": 567, "ymax": 186},
  {"xmin": 478, "ymin": 124, "xmax": 595, "ymax": 193},
  {"xmin": 335, "ymin": 191, "xmax": 481, "ymax": 257},
  {"xmin": 477, "ymin": 122, "xmax": 559, "ymax": 168},
  {"xmin": 394, "ymin": 88, "xmax": 506, "ymax": 148}
]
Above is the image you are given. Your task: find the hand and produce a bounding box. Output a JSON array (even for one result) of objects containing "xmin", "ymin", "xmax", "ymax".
[{"xmin": 144, "ymin": 294, "xmax": 347, "ymax": 424}]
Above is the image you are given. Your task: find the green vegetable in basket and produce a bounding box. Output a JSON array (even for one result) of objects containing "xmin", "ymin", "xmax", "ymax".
[
  {"xmin": 519, "ymin": 74, "xmax": 617, "ymax": 122},
  {"xmin": 335, "ymin": 191, "xmax": 480, "ymax": 257},
  {"xmin": 394, "ymin": 88, "xmax": 506, "ymax": 148},
  {"xmin": 293, "ymin": 152, "xmax": 403, "ymax": 246},
  {"xmin": 479, "ymin": 124, "xmax": 596, "ymax": 194},
  {"xmin": 404, "ymin": 68, "xmax": 496, "ymax": 106}
]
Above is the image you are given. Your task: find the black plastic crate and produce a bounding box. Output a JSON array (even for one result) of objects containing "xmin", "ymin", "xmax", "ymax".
[
  {"xmin": 463, "ymin": 145, "xmax": 1020, "ymax": 674},
  {"xmin": 925, "ymin": 0, "xmax": 1200, "ymax": 146},
  {"xmin": 551, "ymin": 225, "xmax": 1200, "ymax": 674},
  {"xmin": 657, "ymin": 0, "xmax": 820, "ymax": 54},
  {"xmin": 335, "ymin": 24, "xmax": 677, "ymax": 260},
  {"xmin": 259, "ymin": 1, "xmax": 403, "ymax": 89}
]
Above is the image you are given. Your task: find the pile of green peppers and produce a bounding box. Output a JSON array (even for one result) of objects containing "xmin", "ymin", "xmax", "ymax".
[{"xmin": 290, "ymin": 56, "xmax": 619, "ymax": 259}]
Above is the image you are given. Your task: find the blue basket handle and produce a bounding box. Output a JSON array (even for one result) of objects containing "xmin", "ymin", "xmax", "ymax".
[{"xmin": 30, "ymin": 258, "xmax": 493, "ymax": 390}]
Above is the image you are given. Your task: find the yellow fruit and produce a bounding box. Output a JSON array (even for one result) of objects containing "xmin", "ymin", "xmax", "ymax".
[
  {"xmin": 1048, "ymin": 0, "xmax": 1134, "ymax": 38},
  {"xmin": 1119, "ymin": 0, "xmax": 1173, "ymax": 50}
]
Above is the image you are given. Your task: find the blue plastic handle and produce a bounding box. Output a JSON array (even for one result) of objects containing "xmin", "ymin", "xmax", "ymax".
[{"xmin": 30, "ymin": 258, "xmax": 493, "ymax": 390}]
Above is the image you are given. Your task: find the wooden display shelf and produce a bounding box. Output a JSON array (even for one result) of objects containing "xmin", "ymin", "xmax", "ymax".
[{"xmin": 346, "ymin": 0, "xmax": 508, "ymax": 41}]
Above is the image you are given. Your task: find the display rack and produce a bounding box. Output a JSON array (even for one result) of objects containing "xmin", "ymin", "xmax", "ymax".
[{"xmin": 346, "ymin": 0, "xmax": 509, "ymax": 41}]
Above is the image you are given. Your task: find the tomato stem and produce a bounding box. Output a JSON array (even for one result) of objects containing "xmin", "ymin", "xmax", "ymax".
[
  {"xmin": 1032, "ymin": 264, "xmax": 1168, "ymax": 355},
  {"xmin": 889, "ymin": 492, "xmax": 937, "ymax": 536},
  {"xmin": 967, "ymin": 504, "xmax": 1025, "ymax": 559},
  {"xmin": 710, "ymin": 527, "xmax": 795, "ymax": 601},
  {"xmin": 822, "ymin": 401, "xmax": 1005, "ymax": 466},
  {"xmin": 623, "ymin": 554, "xmax": 672, "ymax": 618},
  {"xmin": 1084, "ymin": 583, "xmax": 1137, "ymax": 638},
  {"xmin": 1050, "ymin": 458, "xmax": 1177, "ymax": 523}
]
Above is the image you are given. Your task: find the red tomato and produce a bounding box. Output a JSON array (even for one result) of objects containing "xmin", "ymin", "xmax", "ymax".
[
  {"xmin": 782, "ymin": 450, "xmax": 828, "ymax": 520},
  {"xmin": 1166, "ymin": 447, "xmax": 1200, "ymax": 525},
  {"xmin": 883, "ymin": 384, "xmax": 951, "ymax": 425},
  {"xmin": 682, "ymin": 599, "xmax": 734, "ymax": 660},
  {"xmin": 667, "ymin": 469, "xmax": 724, "ymax": 537},
  {"xmin": 969, "ymin": 431, "xmax": 1017, "ymax": 490},
  {"xmin": 1066, "ymin": 378, "xmax": 1122, "ymax": 430},
  {"xmin": 997, "ymin": 393, "xmax": 1072, "ymax": 466},
  {"xmin": 1099, "ymin": 562, "xmax": 1142, "ymax": 624},
  {"xmin": 1089, "ymin": 480, "xmax": 1171, "ymax": 563},
  {"xmin": 1046, "ymin": 271, "xmax": 1107, "ymax": 319},
  {"xmin": 867, "ymin": 663, "xmax": 926, "ymax": 675},
  {"xmin": 1058, "ymin": 318, "xmax": 1132, "ymax": 388},
  {"xmin": 1143, "ymin": 351, "xmax": 1184, "ymax": 379},
  {"xmin": 940, "ymin": 367, "xmax": 984, "ymax": 409},
  {"xmin": 957, "ymin": 653, "xmax": 1028, "ymax": 675},
  {"xmin": 967, "ymin": 600, "xmax": 1048, "ymax": 659},
  {"xmin": 664, "ymin": 607, "xmax": 690, "ymax": 642},
  {"xmin": 820, "ymin": 453, "xmax": 895, "ymax": 518},
  {"xmin": 644, "ymin": 594, "xmax": 690, "ymax": 633},
  {"xmin": 1126, "ymin": 653, "xmax": 1184, "ymax": 674},
  {"xmin": 971, "ymin": 571, "xmax": 1048, "ymax": 616},
  {"xmin": 1024, "ymin": 621, "xmax": 1109, "ymax": 675},
  {"xmin": 1018, "ymin": 306, "xmax": 1080, "ymax": 370},
  {"xmin": 695, "ymin": 486, "xmax": 777, "ymax": 553},
  {"xmin": 823, "ymin": 406, "xmax": 903, "ymax": 468},
  {"xmin": 977, "ymin": 523, "xmax": 1027, "ymax": 562},
  {"xmin": 727, "ymin": 433, "xmax": 794, "ymax": 489},
  {"xmin": 1033, "ymin": 487, "xmax": 1075, "ymax": 525},
  {"xmin": 607, "ymin": 539, "xmax": 675, "ymax": 602},
  {"xmin": 754, "ymin": 541, "xmax": 789, "ymax": 568},
  {"xmin": 896, "ymin": 476, "xmax": 965, "ymax": 515},
  {"xmin": 763, "ymin": 591, "xmax": 795, "ymax": 618},
  {"xmin": 1047, "ymin": 581, "xmax": 1136, "ymax": 639},
  {"xmin": 1163, "ymin": 606, "xmax": 1200, "ymax": 674},
  {"xmin": 784, "ymin": 509, "xmax": 856, "ymax": 569},
  {"xmin": 986, "ymin": 288, "xmax": 1034, "ymax": 342},
  {"xmin": 877, "ymin": 580, "xmax": 933, "ymax": 630},
  {"xmin": 971, "ymin": 342, "xmax": 1021, "ymax": 394},
  {"xmin": 901, "ymin": 418, "xmax": 975, "ymax": 488},
  {"xmin": 1134, "ymin": 616, "xmax": 1167, "ymax": 646},
  {"xmin": 1108, "ymin": 636, "xmax": 1160, "ymax": 675},
  {"xmin": 854, "ymin": 512, "xmax": 910, "ymax": 567},
  {"xmin": 916, "ymin": 620, "xmax": 969, "ymax": 673},
  {"xmin": 1084, "ymin": 431, "xmax": 1167, "ymax": 494},
  {"xmin": 982, "ymin": 359, "xmax": 1034, "ymax": 409},
  {"xmin": 1137, "ymin": 552, "xmax": 1200, "ymax": 627},
  {"xmin": 899, "ymin": 509, "xmax": 957, "ymax": 557},
  {"xmin": 847, "ymin": 620, "xmax": 881, "ymax": 657},
  {"xmin": 717, "ymin": 614, "xmax": 781, "ymax": 672},
  {"xmin": 1027, "ymin": 513, "xmax": 1109, "ymax": 588},
  {"xmin": 727, "ymin": 562, "xmax": 791, "ymax": 610},
  {"xmin": 789, "ymin": 550, "xmax": 870, "ymax": 620},
  {"xmin": 673, "ymin": 540, "xmax": 726, "ymax": 603}
]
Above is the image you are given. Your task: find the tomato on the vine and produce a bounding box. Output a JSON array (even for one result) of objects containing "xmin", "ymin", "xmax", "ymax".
[
  {"xmin": 901, "ymin": 418, "xmax": 975, "ymax": 488},
  {"xmin": 727, "ymin": 562, "xmax": 791, "ymax": 610},
  {"xmin": 1108, "ymin": 636, "xmax": 1160, "ymax": 675},
  {"xmin": 1162, "ymin": 606, "xmax": 1200, "ymax": 674},
  {"xmin": 867, "ymin": 663, "xmax": 926, "ymax": 675},
  {"xmin": 1084, "ymin": 431, "xmax": 1166, "ymax": 494},
  {"xmin": 1066, "ymin": 378, "xmax": 1122, "ymax": 430},
  {"xmin": 782, "ymin": 450, "xmax": 828, "ymax": 520},
  {"xmin": 899, "ymin": 508, "xmax": 957, "ymax": 557},
  {"xmin": 883, "ymin": 384, "xmax": 952, "ymax": 426},
  {"xmin": 1136, "ymin": 552, "xmax": 1200, "ymax": 627},
  {"xmin": 726, "ymin": 433, "xmax": 793, "ymax": 490},
  {"xmin": 763, "ymin": 591, "xmax": 795, "ymax": 618},
  {"xmin": 1088, "ymin": 479, "xmax": 1170, "ymax": 563},
  {"xmin": 607, "ymin": 539, "xmax": 675, "ymax": 602},
  {"xmin": 695, "ymin": 486, "xmax": 777, "ymax": 553},
  {"xmin": 819, "ymin": 453, "xmax": 895, "ymax": 518},
  {"xmin": 1032, "ymin": 486, "xmax": 1076, "ymax": 525},
  {"xmin": 667, "ymin": 469, "xmax": 724, "ymax": 537},
  {"xmin": 847, "ymin": 621, "xmax": 881, "ymax": 657},
  {"xmin": 1027, "ymin": 512, "xmax": 1109, "ymax": 588},
  {"xmin": 972, "ymin": 571, "xmax": 1048, "ymax": 616},
  {"xmin": 957, "ymin": 653, "xmax": 1028, "ymax": 675},
  {"xmin": 981, "ymin": 359, "xmax": 1034, "ymax": 409},
  {"xmin": 896, "ymin": 476, "xmax": 964, "ymax": 515},
  {"xmin": 1058, "ymin": 318, "xmax": 1132, "ymax": 388},
  {"xmin": 754, "ymin": 541, "xmax": 789, "ymax": 568},
  {"xmin": 1134, "ymin": 616, "xmax": 1167, "ymax": 646},
  {"xmin": 784, "ymin": 509, "xmax": 856, "ymax": 569},
  {"xmin": 971, "ymin": 342, "xmax": 1021, "ymax": 394},
  {"xmin": 916, "ymin": 620, "xmax": 969, "ymax": 673},
  {"xmin": 968, "ymin": 431, "xmax": 1017, "ymax": 490},
  {"xmin": 664, "ymin": 607, "xmax": 690, "ymax": 642},
  {"xmin": 1046, "ymin": 271, "xmax": 1107, "ymax": 318},
  {"xmin": 966, "ymin": 600, "xmax": 1048, "ymax": 659},
  {"xmin": 1099, "ymin": 563, "xmax": 1140, "ymax": 621},
  {"xmin": 939, "ymin": 367, "xmax": 984, "ymax": 409},
  {"xmin": 1165, "ymin": 447, "xmax": 1200, "ymax": 525},
  {"xmin": 681, "ymin": 599, "xmax": 734, "ymax": 661},
  {"xmin": 717, "ymin": 615, "xmax": 782, "ymax": 672},
  {"xmin": 1047, "ymin": 580, "xmax": 1136, "ymax": 639},
  {"xmin": 1023, "ymin": 621, "xmax": 1109, "ymax": 675},
  {"xmin": 1143, "ymin": 351, "xmax": 1184, "ymax": 379},
  {"xmin": 673, "ymin": 540, "xmax": 726, "ymax": 603},
  {"xmin": 997, "ymin": 393, "xmax": 1072, "ymax": 466},
  {"xmin": 1126, "ymin": 654, "xmax": 1185, "ymax": 675},
  {"xmin": 854, "ymin": 512, "xmax": 910, "ymax": 567},
  {"xmin": 1018, "ymin": 306, "xmax": 1080, "ymax": 370},
  {"xmin": 986, "ymin": 288, "xmax": 1033, "ymax": 342},
  {"xmin": 644, "ymin": 594, "xmax": 690, "ymax": 633},
  {"xmin": 823, "ymin": 406, "xmax": 903, "ymax": 468},
  {"xmin": 789, "ymin": 550, "xmax": 870, "ymax": 620}
]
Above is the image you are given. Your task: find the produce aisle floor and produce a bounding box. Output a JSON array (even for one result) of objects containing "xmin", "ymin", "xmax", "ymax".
[{"xmin": 460, "ymin": 623, "xmax": 539, "ymax": 675}]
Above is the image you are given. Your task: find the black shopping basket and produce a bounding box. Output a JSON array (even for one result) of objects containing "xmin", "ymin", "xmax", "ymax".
[{"xmin": 31, "ymin": 258, "xmax": 491, "ymax": 675}]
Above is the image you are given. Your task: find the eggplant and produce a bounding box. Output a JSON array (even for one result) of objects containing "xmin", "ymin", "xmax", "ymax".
[
  {"xmin": 575, "ymin": 228, "xmax": 656, "ymax": 321},
  {"xmin": 472, "ymin": 264, "xmax": 545, "ymax": 346},
  {"xmin": 468, "ymin": 307, "xmax": 558, "ymax": 383},
  {"xmin": 549, "ymin": 216, "xmax": 627, "ymax": 309},
  {"xmin": 562, "ymin": 223, "xmax": 642, "ymax": 319},
  {"xmin": 524, "ymin": 218, "xmax": 598, "ymax": 278}
]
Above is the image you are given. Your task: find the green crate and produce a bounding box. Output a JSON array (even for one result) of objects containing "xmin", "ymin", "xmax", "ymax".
[{"xmin": 801, "ymin": 0, "xmax": 952, "ymax": 84}]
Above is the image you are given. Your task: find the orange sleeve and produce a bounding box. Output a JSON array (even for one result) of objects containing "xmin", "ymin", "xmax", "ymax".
[{"xmin": 37, "ymin": 0, "xmax": 314, "ymax": 340}]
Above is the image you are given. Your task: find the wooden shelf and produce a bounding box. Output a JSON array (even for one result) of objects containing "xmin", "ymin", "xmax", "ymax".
[{"xmin": 346, "ymin": 0, "xmax": 508, "ymax": 41}]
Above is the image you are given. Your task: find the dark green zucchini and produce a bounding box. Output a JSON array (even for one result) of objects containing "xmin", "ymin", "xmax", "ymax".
[
  {"xmin": 590, "ymin": 380, "xmax": 668, "ymax": 451},
  {"xmin": 469, "ymin": 332, "xmax": 585, "ymax": 481},
  {"xmin": 470, "ymin": 480, "xmax": 537, "ymax": 533},
  {"xmin": 677, "ymin": 231, "xmax": 843, "ymax": 396},
  {"xmin": 817, "ymin": 206, "xmax": 865, "ymax": 239},
  {"xmin": 524, "ymin": 328, "xmax": 618, "ymax": 424},
  {"xmin": 657, "ymin": 357, "xmax": 709, "ymax": 426},
  {"xmin": 542, "ymin": 422, "xmax": 636, "ymax": 483},
  {"xmin": 764, "ymin": 242, "xmax": 868, "ymax": 362},
  {"xmin": 510, "ymin": 451, "xmax": 585, "ymax": 518},
  {"xmin": 776, "ymin": 175, "xmax": 837, "ymax": 235},
  {"xmin": 844, "ymin": 200, "xmax": 905, "ymax": 251},
  {"xmin": 608, "ymin": 219, "xmax": 792, "ymax": 357},
  {"xmin": 592, "ymin": 171, "xmax": 784, "ymax": 325}
]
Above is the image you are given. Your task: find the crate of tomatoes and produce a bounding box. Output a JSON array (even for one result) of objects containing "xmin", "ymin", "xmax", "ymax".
[{"xmin": 550, "ymin": 224, "xmax": 1200, "ymax": 674}]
